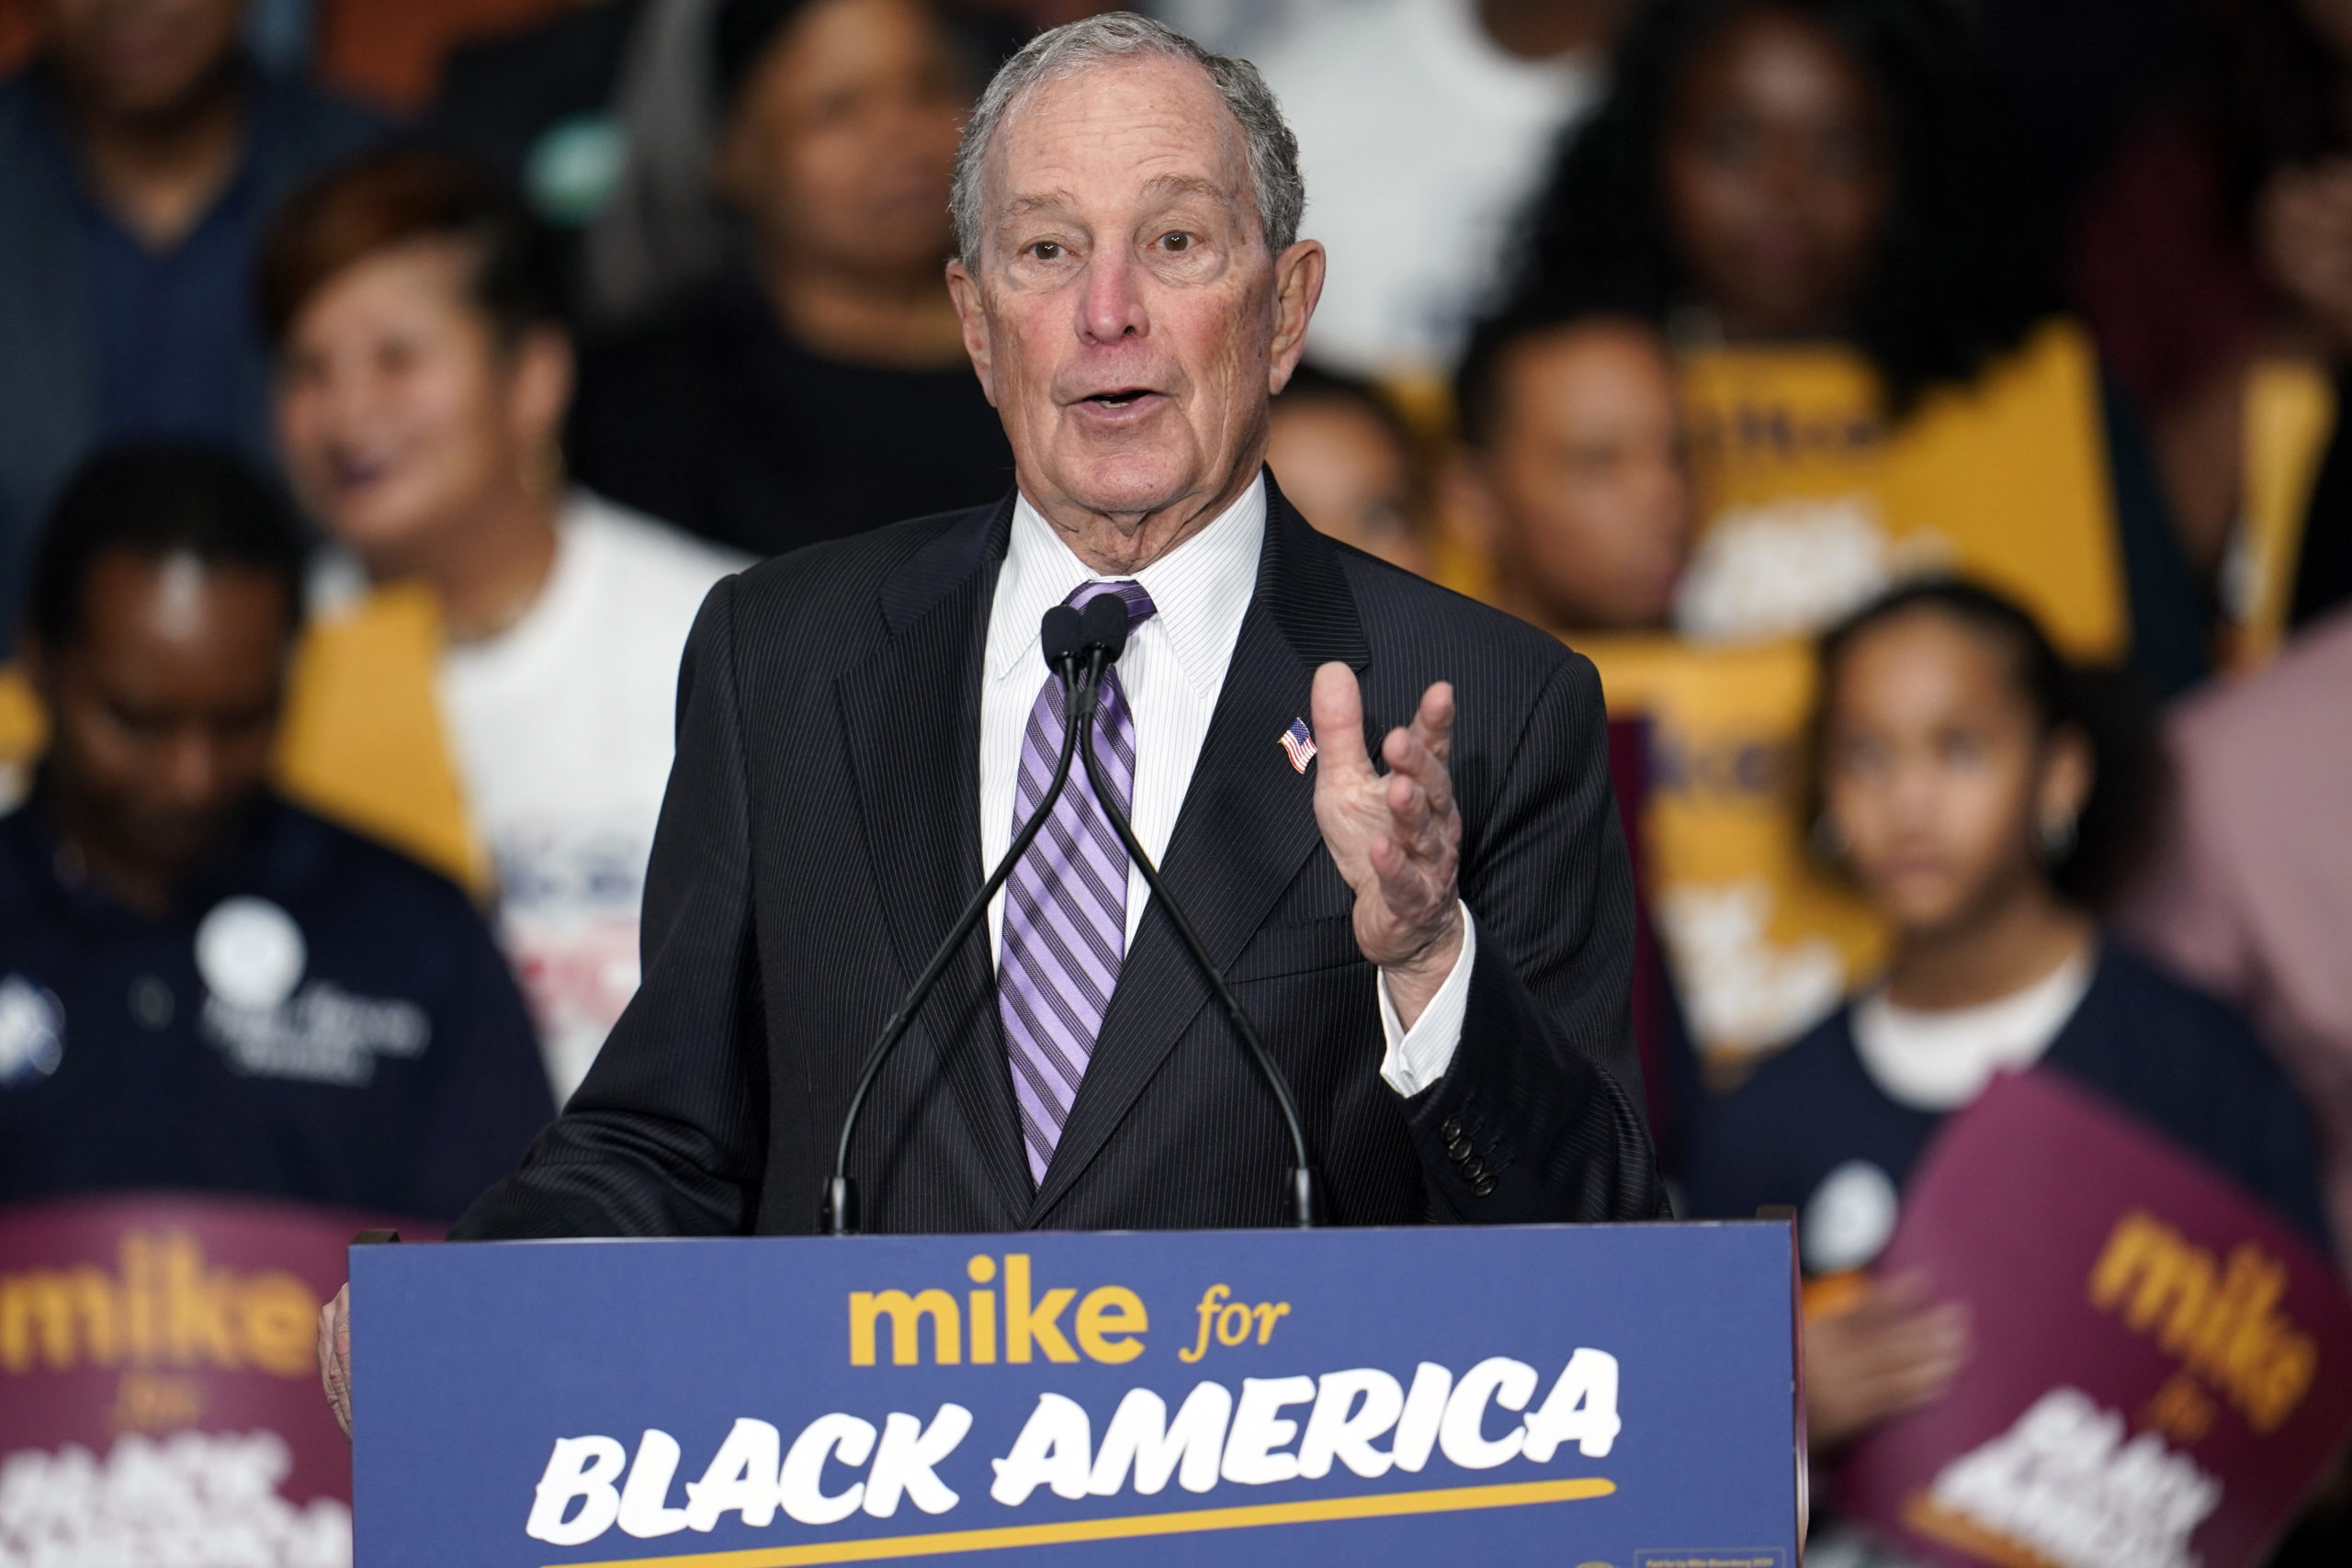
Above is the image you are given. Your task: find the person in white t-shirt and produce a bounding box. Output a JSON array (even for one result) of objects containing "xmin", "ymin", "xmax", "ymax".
[
  {"xmin": 1240, "ymin": 0, "xmax": 1624, "ymax": 379},
  {"xmin": 264, "ymin": 149, "xmax": 747, "ymax": 1101}
]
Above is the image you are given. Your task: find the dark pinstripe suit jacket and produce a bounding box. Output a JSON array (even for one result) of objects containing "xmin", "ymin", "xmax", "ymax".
[{"xmin": 453, "ymin": 476, "xmax": 1664, "ymax": 1238}]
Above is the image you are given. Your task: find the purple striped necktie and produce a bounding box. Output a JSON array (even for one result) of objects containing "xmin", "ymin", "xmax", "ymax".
[{"xmin": 1000, "ymin": 580, "xmax": 1157, "ymax": 1184}]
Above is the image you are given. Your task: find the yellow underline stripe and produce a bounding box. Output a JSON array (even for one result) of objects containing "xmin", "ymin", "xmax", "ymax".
[{"xmin": 556, "ymin": 1475, "xmax": 1618, "ymax": 1568}]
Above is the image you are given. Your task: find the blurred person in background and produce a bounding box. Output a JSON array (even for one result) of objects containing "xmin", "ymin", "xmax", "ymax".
[
  {"xmin": 2070, "ymin": 0, "xmax": 2352, "ymax": 664},
  {"xmin": 1446, "ymin": 304, "xmax": 1724, "ymax": 1156},
  {"xmin": 2120, "ymin": 604, "xmax": 2352, "ymax": 1268},
  {"xmin": 0, "ymin": 0, "xmax": 379, "ymax": 649},
  {"xmin": 1449, "ymin": 301, "xmax": 1882, "ymax": 1092},
  {"xmin": 1243, "ymin": 0, "xmax": 1635, "ymax": 385},
  {"xmin": 569, "ymin": 0, "xmax": 1013, "ymax": 556},
  {"xmin": 261, "ymin": 148, "xmax": 745, "ymax": 1103},
  {"xmin": 1266, "ymin": 364, "xmax": 1432, "ymax": 574},
  {"xmin": 1682, "ymin": 582, "xmax": 2327, "ymax": 1491},
  {"xmin": 1506, "ymin": 0, "xmax": 2211, "ymax": 704},
  {"xmin": 1450, "ymin": 308, "xmax": 1690, "ymax": 634},
  {"xmin": 0, "ymin": 445, "xmax": 552, "ymax": 1220}
]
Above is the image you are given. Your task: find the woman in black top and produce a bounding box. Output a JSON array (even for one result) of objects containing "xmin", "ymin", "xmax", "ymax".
[{"xmin": 570, "ymin": 0, "xmax": 1012, "ymax": 556}]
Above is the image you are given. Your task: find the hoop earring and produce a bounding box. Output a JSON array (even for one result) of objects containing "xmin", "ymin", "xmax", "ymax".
[{"xmin": 2036, "ymin": 809, "xmax": 2078, "ymax": 863}]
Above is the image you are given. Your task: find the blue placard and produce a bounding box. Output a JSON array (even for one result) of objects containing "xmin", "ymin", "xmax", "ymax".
[{"xmin": 352, "ymin": 1222, "xmax": 1795, "ymax": 1566}]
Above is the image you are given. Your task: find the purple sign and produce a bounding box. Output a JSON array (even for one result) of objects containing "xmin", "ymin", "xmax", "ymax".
[
  {"xmin": 0, "ymin": 1193, "xmax": 433, "ymax": 1567},
  {"xmin": 1840, "ymin": 1070, "xmax": 2352, "ymax": 1568}
]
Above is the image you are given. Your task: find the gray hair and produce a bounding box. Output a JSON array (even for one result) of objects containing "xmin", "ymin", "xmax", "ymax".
[{"xmin": 950, "ymin": 12, "xmax": 1304, "ymax": 266}]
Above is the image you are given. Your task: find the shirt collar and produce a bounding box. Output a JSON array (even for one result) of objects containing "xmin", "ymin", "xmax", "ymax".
[{"xmin": 986, "ymin": 474, "xmax": 1267, "ymax": 698}]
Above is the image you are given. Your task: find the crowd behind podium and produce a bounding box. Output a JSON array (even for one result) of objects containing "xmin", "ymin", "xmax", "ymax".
[{"xmin": 0, "ymin": 0, "xmax": 2349, "ymax": 1559}]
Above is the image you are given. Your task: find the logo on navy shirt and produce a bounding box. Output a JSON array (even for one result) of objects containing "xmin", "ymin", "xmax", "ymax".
[
  {"xmin": 1803, "ymin": 1159, "xmax": 1901, "ymax": 1273},
  {"xmin": 0, "ymin": 974, "xmax": 63, "ymax": 1086},
  {"xmin": 196, "ymin": 897, "xmax": 431, "ymax": 1086}
]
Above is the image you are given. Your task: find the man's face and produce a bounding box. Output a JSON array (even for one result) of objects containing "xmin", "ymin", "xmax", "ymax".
[
  {"xmin": 946, "ymin": 54, "xmax": 1322, "ymax": 563},
  {"xmin": 40, "ymin": 0, "xmax": 246, "ymax": 120},
  {"xmin": 31, "ymin": 550, "xmax": 288, "ymax": 889},
  {"xmin": 1469, "ymin": 321, "xmax": 1691, "ymax": 632}
]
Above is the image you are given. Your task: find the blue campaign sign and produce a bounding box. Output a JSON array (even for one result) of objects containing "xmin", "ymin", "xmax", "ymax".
[{"xmin": 352, "ymin": 1223, "xmax": 1795, "ymax": 1567}]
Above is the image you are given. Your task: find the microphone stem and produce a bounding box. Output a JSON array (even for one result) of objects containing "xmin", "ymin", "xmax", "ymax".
[
  {"xmin": 1076, "ymin": 660, "xmax": 1321, "ymax": 1228},
  {"xmin": 824, "ymin": 660, "xmax": 1094, "ymax": 1235}
]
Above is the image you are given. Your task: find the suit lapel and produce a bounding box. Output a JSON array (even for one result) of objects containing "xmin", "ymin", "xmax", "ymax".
[
  {"xmin": 1029, "ymin": 479, "xmax": 1371, "ymax": 1221},
  {"xmin": 835, "ymin": 497, "xmax": 1033, "ymax": 1223}
]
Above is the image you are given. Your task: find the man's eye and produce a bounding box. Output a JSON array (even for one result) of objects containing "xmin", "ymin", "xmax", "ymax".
[
  {"xmin": 1028, "ymin": 241, "xmax": 1064, "ymax": 261},
  {"xmin": 1159, "ymin": 231, "xmax": 1193, "ymax": 252}
]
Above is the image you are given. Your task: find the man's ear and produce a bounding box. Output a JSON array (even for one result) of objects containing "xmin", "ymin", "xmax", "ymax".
[
  {"xmin": 945, "ymin": 258, "xmax": 999, "ymax": 407},
  {"xmin": 1266, "ymin": 239, "xmax": 1327, "ymax": 396}
]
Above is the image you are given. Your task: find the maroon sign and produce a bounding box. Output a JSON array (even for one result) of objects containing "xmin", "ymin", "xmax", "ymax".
[
  {"xmin": 1840, "ymin": 1069, "xmax": 2352, "ymax": 1568},
  {"xmin": 0, "ymin": 1192, "xmax": 434, "ymax": 1566}
]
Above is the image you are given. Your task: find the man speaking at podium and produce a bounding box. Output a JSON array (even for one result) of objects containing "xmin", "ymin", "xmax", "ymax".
[
  {"xmin": 410, "ymin": 11, "xmax": 1657, "ymax": 1263},
  {"xmin": 451, "ymin": 10, "xmax": 1661, "ymax": 1244},
  {"xmin": 319, "ymin": 14, "xmax": 1663, "ymax": 1416}
]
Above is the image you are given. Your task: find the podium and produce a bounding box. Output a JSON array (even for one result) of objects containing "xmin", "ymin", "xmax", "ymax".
[{"xmin": 352, "ymin": 1222, "xmax": 1799, "ymax": 1566}]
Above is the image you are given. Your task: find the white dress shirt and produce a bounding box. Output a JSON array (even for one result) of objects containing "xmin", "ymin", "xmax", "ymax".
[{"xmin": 978, "ymin": 475, "xmax": 1475, "ymax": 1097}]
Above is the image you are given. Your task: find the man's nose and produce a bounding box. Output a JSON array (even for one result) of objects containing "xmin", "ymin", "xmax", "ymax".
[{"xmin": 1076, "ymin": 247, "xmax": 1149, "ymax": 344}]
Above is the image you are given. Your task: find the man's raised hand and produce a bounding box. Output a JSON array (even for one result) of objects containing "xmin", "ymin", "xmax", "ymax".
[{"xmin": 1308, "ymin": 662, "xmax": 1464, "ymax": 1030}]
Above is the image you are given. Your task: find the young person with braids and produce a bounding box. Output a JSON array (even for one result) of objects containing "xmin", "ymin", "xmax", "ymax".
[{"xmin": 1682, "ymin": 582, "xmax": 2328, "ymax": 1472}]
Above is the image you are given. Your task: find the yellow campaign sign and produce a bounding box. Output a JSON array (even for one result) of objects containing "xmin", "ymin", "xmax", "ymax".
[
  {"xmin": 276, "ymin": 581, "xmax": 483, "ymax": 894},
  {"xmin": 1677, "ymin": 319, "xmax": 2128, "ymax": 662},
  {"xmin": 2229, "ymin": 356, "xmax": 2335, "ymax": 672},
  {"xmin": 1580, "ymin": 634, "xmax": 1886, "ymax": 1073}
]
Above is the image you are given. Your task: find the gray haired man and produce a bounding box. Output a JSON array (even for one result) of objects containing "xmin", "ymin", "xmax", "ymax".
[{"xmin": 321, "ymin": 12, "xmax": 1658, "ymax": 1436}]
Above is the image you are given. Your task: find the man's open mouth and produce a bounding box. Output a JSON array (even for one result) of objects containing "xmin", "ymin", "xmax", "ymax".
[{"xmin": 1084, "ymin": 389, "xmax": 1156, "ymax": 408}]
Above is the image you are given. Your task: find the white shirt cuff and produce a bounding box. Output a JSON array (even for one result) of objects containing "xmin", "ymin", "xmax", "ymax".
[{"xmin": 1375, "ymin": 904, "xmax": 1476, "ymax": 1098}]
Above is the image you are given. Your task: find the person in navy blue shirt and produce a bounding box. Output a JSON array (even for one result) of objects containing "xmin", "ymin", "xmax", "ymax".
[
  {"xmin": 0, "ymin": 0, "xmax": 381, "ymax": 649},
  {"xmin": 1680, "ymin": 581, "xmax": 2329, "ymax": 1465},
  {"xmin": 0, "ymin": 445, "xmax": 554, "ymax": 1221}
]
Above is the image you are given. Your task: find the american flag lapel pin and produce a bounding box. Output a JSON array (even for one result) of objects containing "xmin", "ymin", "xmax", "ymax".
[{"xmin": 1279, "ymin": 716, "xmax": 1317, "ymax": 773}]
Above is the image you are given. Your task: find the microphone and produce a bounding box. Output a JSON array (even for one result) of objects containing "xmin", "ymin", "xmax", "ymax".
[
  {"xmin": 1069, "ymin": 599, "xmax": 1323, "ymax": 1228},
  {"xmin": 1077, "ymin": 590, "xmax": 1132, "ymax": 668},
  {"xmin": 822, "ymin": 605, "xmax": 1093, "ymax": 1234}
]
